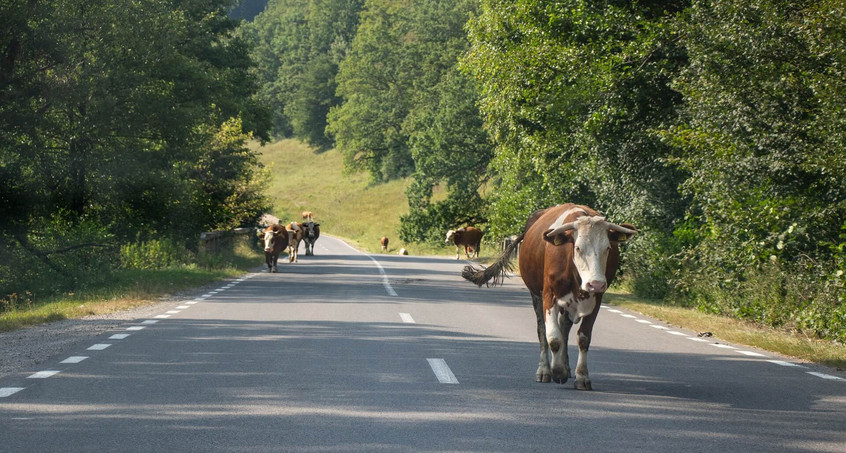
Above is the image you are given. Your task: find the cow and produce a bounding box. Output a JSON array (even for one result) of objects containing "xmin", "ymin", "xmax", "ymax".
[
  {"xmin": 302, "ymin": 211, "xmax": 313, "ymax": 221},
  {"xmin": 380, "ymin": 236, "xmax": 389, "ymax": 253},
  {"xmin": 286, "ymin": 222, "xmax": 305, "ymax": 262},
  {"xmin": 260, "ymin": 224, "xmax": 289, "ymax": 273},
  {"xmin": 445, "ymin": 226, "xmax": 483, "ymax": 260},
  {"xmin": 462, "ymin": 204, "xmax": 637, "ymax": 390},
  {"xmin": 301, "ymin": 219, "xmax": 320, "ymax": 256},
  {"xmin": 398, "ymin": 247, "xmax": 408, "ymax": 255}
]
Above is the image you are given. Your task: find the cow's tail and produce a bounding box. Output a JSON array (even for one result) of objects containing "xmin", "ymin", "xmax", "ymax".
[{"xmin": 461, "ymin": 233, "xmax": 524, "ymax": 287}]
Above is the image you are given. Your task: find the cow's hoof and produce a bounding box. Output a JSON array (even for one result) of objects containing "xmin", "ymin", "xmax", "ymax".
[
  {"xmin": 551, "ymin": 366, "xmax": 569, "ymax": 384},
  {"xmin": 575, "ymin": 378, "xmax": 592, "ymax": 390},
  {"xmin": 536, "ymin": 370, "xmax": 551, "ymax": 383}
]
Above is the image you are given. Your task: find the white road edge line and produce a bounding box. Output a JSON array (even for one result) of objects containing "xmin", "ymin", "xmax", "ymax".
[
  {"xmin": 806, "ymin": 372, "xmax": 843, "ymax": 381},
  {"xmin": 767, "ymin": 360, "xmax": 805, "ymax": 368},
  {"xmin": 334, "ymin": 237, "xmax": 397, "ymax": 296},
  {"xmin": 427, "ymin": 358, "xmax": 459, "ymax": 384},
  {"xmin": 87, "ymin": 344, "xmax": 111, "ymax": 351},
  {"xmin": 399, "ymin": 313, "xmax": 415, "ymax": 323},
  {"xmin": 0, "ymin": 388, "xmax": 25, "ymax": 398},
  {"xmin": 60, "ymin": 356, "xmax": 88, "ymax": 364}
]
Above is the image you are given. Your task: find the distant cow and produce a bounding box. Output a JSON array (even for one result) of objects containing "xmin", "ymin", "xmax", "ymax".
[
  {"xmin": 302, "ymin": 211, "xmax": 313, "ymax": 221},
  {"xmin": 462, "ymin": 204, "xmax": 637, "ymax": 390},
  {"xmin": 286, "ymin": 222, "xmax": 305, "ymax": 262},
  {"xmin": 398, "ymin": 247, "xmax": 408, "ymax": 255},
  {"xmin": 380, "ymin": 236, "xmax": 389, "ymax": 253},
  {"xmin": 260, "ymin": 225, "xmax": 289, "ymax": 273},
  {"xmin": 301, "ymin": 219, "xmax": 320, "ymax": 256},
  {"xmin": 445, "ymin": 226, "xmax": 483, "ymax": 260}
]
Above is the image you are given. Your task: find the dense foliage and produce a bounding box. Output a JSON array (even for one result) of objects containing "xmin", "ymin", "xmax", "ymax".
[{"xmin": 1, "ymin": 0, "xmax": 270, "ymax": 302}]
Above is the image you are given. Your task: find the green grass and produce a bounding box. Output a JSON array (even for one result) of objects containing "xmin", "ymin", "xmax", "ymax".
[
  {"xmin": 0, "ymin": 245, "xmax": 262, "ymax": 333},
  {"xmin": 256, "ymin": 139, "xmax": 449, "ymax": 255}
]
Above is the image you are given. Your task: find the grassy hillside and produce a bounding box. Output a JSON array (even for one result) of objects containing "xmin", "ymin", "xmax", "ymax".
[{"xmin": 256, "ymin": 139, "xmax": 446, "ymax": 255}]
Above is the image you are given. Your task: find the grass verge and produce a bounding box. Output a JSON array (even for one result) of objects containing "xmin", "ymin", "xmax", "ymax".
[
  {"xmin": 605, "ymin": 289, "xmax": 846, "ymax": 370},
  {"xmin": 0, "ymin": 246, "xmax": 262, "ymax": 333}
]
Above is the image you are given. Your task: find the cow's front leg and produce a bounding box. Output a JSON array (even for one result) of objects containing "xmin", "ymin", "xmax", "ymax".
[
  {"xmin": 455, "ymin": 245, "xmax": 460, "ymax": 260},
  {"xmin": 544, "ymin": 298, "xmax": 569, "ymax": 384},
  {"xmin": 532, "ymin": 293, "xmax": 551, "ymax": 382},
  {"xmin": 574, "ymin": 316, "xmax": 597, "ymax": 390}
]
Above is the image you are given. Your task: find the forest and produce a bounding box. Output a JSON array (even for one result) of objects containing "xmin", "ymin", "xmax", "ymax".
[{"xmin": 1, "ymin": 0, "xmax": 844, "ymax": 343}]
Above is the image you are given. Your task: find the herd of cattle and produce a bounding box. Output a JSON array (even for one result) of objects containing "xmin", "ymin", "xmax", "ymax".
[
  {"xmin": 261, "ymin": 204, "xmax": 638, "ymax": 390},
  {"xmin": 260, "ymin": 211, "xmax": 320, "ymax": 273}
]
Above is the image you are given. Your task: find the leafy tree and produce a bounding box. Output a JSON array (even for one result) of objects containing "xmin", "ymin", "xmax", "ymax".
[
  {"xmin": 463, "ymin": 0, "xmax": 690, "ymax": 293},
  {"xmin": 1, "ymin": 0, "xmax": 270, "ymax": 298},
  {"xmin": 664, "ymin": 0, "xmax": 846, "ymax": 328},
  {"xmin": 247, "ymin": 0, "xmax": 363, "ymax": 147}
]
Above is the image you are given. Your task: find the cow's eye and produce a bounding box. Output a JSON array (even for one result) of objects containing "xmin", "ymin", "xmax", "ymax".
[{"xmin": 575, "ymin": 246, "xmax": 581, "ymax": 253}]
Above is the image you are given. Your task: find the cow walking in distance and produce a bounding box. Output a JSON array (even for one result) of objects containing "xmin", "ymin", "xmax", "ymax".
[
  {"xmin": 445, "ymin": 226, "xmax": 483, "ymax": 260},
  {"xmin": 301, "ymin": 218, "xmax": 320, "ymax": 256},
  {"xmin": 380, "ymin": 236, "xmax": 389, "ymax": 253},
  {"xmin": 260, "ymin": 225, "xmax": 289, "ymax": 273},
  {"xmin": 462, "ymin": 204, "xmax": 637, "ymax": 390},
  {"xmin": 286, "ymin": 222, "xmax": 305, "ymax": 262}
]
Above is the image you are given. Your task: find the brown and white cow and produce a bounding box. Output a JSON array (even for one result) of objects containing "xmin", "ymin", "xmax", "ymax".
[
  {"xmin": 380, "ymin": 236, "xmax": 389, "ymax": 253},
  {"xmin": 462, "ymin": 204, "xmax": 637, "ymax": 390},
  {"xmin": 261, "ymin": 224, "xmax": 290, "ymax": 273},
  {"xmin": 445, "ymin": 226, "xmax": 483, "ymax": 260},
  {"xmin": 301, "ymin": 219, "xmax": 320, "ymax": 256},
  {"xmin": 286, "ymin": 222, "xmax": 305, "ymax": 262}
]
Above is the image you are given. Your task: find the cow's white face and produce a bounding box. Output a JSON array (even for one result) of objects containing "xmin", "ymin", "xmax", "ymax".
[
  {"xmin": 570, "ymin": 217, "xmax": 612, "ymax": 294},
  {"xmin": 263, "ymin": 230, "xmax": 277, "ymax": 252},
  {"xmin": 445, "ymin": 230, "xmax": 455, "ymax": 244},
  {"xmin": 544, "ymin": 215, "xmax": 637, "ymax": 294}
]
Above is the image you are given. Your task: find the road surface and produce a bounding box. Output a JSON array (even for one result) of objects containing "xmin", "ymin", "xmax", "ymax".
[{"xmin": 1, "ymin": 235, "xmax": 844, "ymax": 452}]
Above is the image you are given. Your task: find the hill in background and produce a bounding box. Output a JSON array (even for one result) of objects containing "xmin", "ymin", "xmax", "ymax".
[{"xmin": 256, "ymin": 139, "xmax": 446, "ymax": 255}]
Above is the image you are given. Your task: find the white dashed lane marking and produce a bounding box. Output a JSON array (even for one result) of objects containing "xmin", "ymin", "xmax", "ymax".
[
  {"xmin": 399, "ymin": 313, "xmax": 415, "ymax": 323},
  {"xmin": 0, "ymin": 388, "xmax": 25, "ymax": 398},
  {"xmin": 604, "ymin": 305, "xmax": 843, "ymax": 381},
  {"xmin": 109, "ymin": 334, "xmax": 130, "ymax": 340},
  {"xmin": 126, "ymin": 326, "xmax": 146, "ymax": 331},
  {"xmin": 427, "ymin": 359, "xmax": 459, "ymax": 384}
]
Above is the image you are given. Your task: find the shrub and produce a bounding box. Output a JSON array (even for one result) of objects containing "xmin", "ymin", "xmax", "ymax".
[{"xmin": 120, "ymin": 239, "xmax": 192, "ymax": 270}]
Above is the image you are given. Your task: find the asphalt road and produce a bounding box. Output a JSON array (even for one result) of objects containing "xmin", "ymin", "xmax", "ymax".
[{"xmin": 1, "ymin": 235, "xmax": 844, "ymax": 452}]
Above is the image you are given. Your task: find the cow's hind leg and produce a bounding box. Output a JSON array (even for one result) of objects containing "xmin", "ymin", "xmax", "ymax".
[{"xmin": 532, "ymin": 293, "xmax": 551, "ymax": 383}]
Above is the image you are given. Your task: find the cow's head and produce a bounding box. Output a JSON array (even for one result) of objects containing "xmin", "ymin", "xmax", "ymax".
[
  {"xmin": 263, "ymin": 229, "xmax": 283, "ymax": 252},
  {"xmin": 303, "ymin": 221, "xmax": 319, "ymax": 238},
  {"xmin": 445, "ymin": 229, "xmax": 456, "ymax": 244},
  {"xmin": 543, "ymin": 216, "xmax": 637, "ymax": 294}
]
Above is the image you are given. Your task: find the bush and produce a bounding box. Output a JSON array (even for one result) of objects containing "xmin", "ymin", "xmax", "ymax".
[{"xmin": 120, "ymin": 239, "xmax": 192, "ymax": 270}]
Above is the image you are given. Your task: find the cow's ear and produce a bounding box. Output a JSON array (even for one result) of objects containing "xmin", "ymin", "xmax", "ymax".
[
  {"xmin": 314, "ymin": 223, "xmax": 320, "ymax": 227},
  {"xmin": 543, "ymin": 229, "xmax": 573, "ymax": 246},
  {"xmin": 609, "ymin": 223, "xmax": 638, "ymax": 243}
]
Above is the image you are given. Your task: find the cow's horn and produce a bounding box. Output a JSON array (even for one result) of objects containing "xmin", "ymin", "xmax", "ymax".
[
  {"xmin": 545, "ymin": 222, "xmax": 577, "ymax": 238},
  {"xmin": 608, "ymin": 223, "xmax": 638, "ymax": 235}
]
